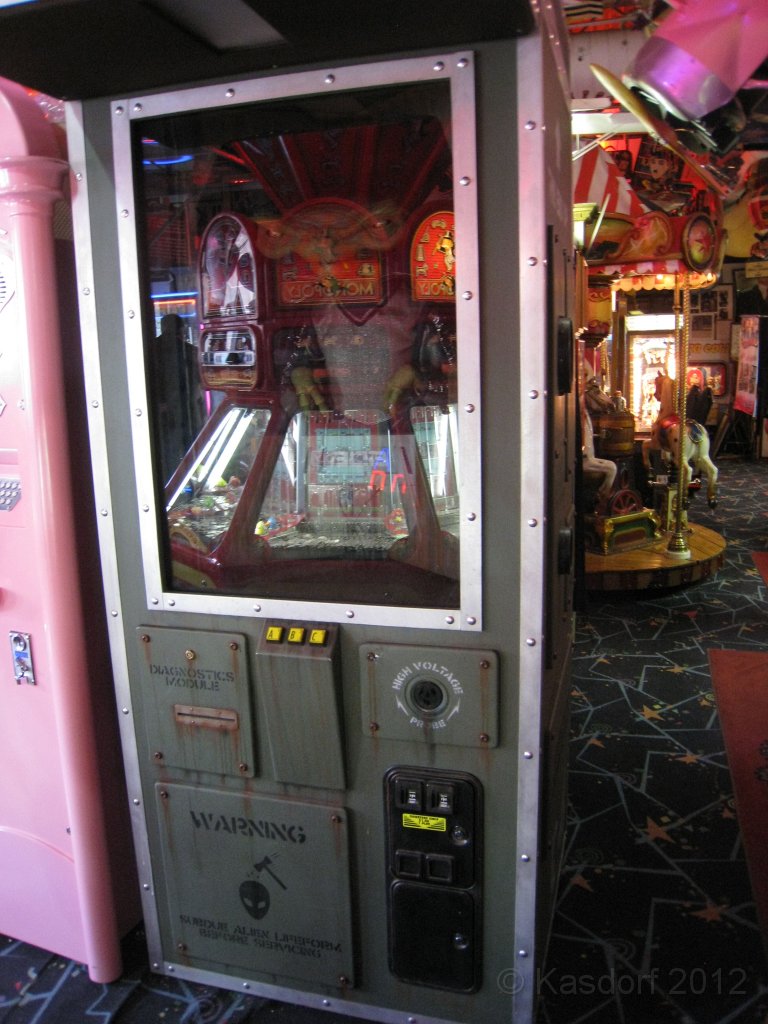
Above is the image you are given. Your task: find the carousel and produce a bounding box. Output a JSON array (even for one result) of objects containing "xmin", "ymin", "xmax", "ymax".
[{"xmin": 573, "ymin": 133, "xmax": 728, "ymax": 592}]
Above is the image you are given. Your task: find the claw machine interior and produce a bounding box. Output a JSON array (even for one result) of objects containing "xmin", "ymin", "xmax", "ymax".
[{"xmin": 30, "ymin": 0, "xmax": 578, "ymax": 1020}]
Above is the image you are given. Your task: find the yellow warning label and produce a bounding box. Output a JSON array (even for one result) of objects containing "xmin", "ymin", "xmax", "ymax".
[{"xmin": 402, "ymin": 813, "xmax": 447, "ymax": 832}]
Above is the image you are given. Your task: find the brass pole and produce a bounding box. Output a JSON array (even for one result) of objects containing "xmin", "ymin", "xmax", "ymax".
[{"xmin": 668, "ymin": 274, "xmax": 691, "ymax": 555}]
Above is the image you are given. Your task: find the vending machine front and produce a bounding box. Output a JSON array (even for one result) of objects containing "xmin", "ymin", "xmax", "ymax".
[
  {"xmin": 0, "ymin": 78, "xmax": 138, "ymax": 981},
  {"xmin": 66, "ymin": 7, "xmax": 575, "ymax": 1022}
]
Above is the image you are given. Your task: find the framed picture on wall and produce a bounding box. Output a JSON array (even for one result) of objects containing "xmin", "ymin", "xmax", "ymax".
[
  {"xmin": 686, "ymin": 362, "xmax": 728, "ymax": 397},
  {"xmin": 691, "ymin": 312, "xmax": 714, "ymax": 334},
  {"xmin": 689, "ymin": 285, "xmax": 733, "ymax": 321}
]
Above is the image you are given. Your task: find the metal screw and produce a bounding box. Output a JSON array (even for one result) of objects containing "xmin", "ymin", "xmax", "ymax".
[
  {"xmin": 229, "ymin": 641, "xmax": 239, "ymax": 651},
  {"xmin": 141, "ymin": 634, "xmax": 150, "ymax": 643},
  {"xmin": 185, "ymin": 649, "xmax": 196, "ymax": 661},
  {"xmin": 153, "ymin": 751, "xmax": 163, "ymax": 761},
  {"xmin": 239, "ymin": 763, "xmax": 248, "ymax": 773},
  {"xmin": 369, "ymin": 721, "xmax": 380, "ymax": 733},
  {"xmin": 479, "ymin": 733, "xmax": 490, "ymax": 744}
]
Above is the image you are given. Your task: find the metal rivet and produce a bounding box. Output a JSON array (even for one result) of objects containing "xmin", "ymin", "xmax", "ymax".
[
  {"xmin": 168, "ymin": 599, "xmax": 176, "ymax": 607},
  {"xmin": 433, "ymin": 61, "xmax": 445, "ymax": 71},
  {"xmin": 143, "ymin": 883, "xmax": 150, "ymax": 890},
  {"xmin": 369, "ymin": 722, "xmax": 379, "ymax": 733},
  {"xmin": 151, "ymin": 598, "xmax": 159, "ymax": 605},
  {"xmin": 467, "ymin": 616, "xmax": 477, "ymax": 626},
  {"xmin": 122, "ymin": 707, "xmax": 129, "ymax": 714},
  {"xmin": 120, "ymin": 209, "xmax": 129, "ymax": 218},
  {"xmin": 135, "ymin": 408, "xmax": 143, "ymax": 416},
  {"xmin": 528, "ymin": 518, "xmax": 538, "ymax": 527},
  {"xmin": 462, "ymin": 290, "xmax": 473, "ymax": 300},
  {"xmin": 128, "ymin": 309, "xmax": 136, "ymax": 318},
  {"xmin": 82, "ymin": 286, "xmax": 91, "ymax": 296},
  {"xmin": 529, "ymin": 390, "xmax": 539, "ymax": 399},
  {"xmin": 132, "ymin": 797, "xmax": 140, "ymax": 805},
  {"xmin": 133, "ymin": 102, "xmax": 143, "ymax": 113},
  {"xmin": 114, "ymin": 105, "xmax": 124, "ymax": 116},
  {"xmin": 91, "ymin": 399, "xmax": 100, "ymax": 408},
  {"xmin": 239, "ymin": 763, "xmax": 248, "ymax": 773},
  {"xmin": 141, "ymin": 634, "xmax": 150, "ymax": 643},
  {"xmin": 331, "ymin": 814, "xmax": 342, "ymax": 824},
  {"xmin": 479, "ymin": 733, "xmax": 490, "ymax": 744},
  {"xmin": 243, "ymin": 981, "xmax": 250, "ymax": 989},
  {"xmin": 226, "ymin": 88, "xmax": 235, "ymax": 98},
  {"xmin": 253, "ymin": 604, "xmax": 261, "ymax": 612},
  {"xmin": 457, "ymin": 57, "xmax": 468, "ymax": 68},
  {"xmin": 459, "ymin": 175, "xmax": 471, "ymax": 186},
  {"xmin": 323, "ymin": 1000, "xmax": 331, "ymax": 1007},
  {"xmin": 229, "ymin": 641, "xmax": 239, "ymax": 651},
  {"xmin": 325, "ymin": 74, "xmax": 335, "ymax": 84},
  {"xmin": 464, "ymin": 403, "xmax": 475, "ymax": 413},
  {"xmin": 525, "ymin": 120, "xmax": 536, "ymax": 130},
  {"xmin": 526, "ymin": 637, "xmax": 537, "ymax": 646},
  {"xmin": 518, "ymin": 949, "xmax": 529, "ymax": 958},
  {"xmin": 528, "ymin": 257, "xmax": 538, "ymax": 266},
  {"xmin": 467, "ymin": 512, "xmax": 477, "ymax": 521},
  {"xmin": 521, "ymin": 853, "xmax": 531, "ymax": 862},
  {"xmin": 523, "ymin": 751, "xmax": 534, "ymax": 759},
  {"xmin": 445, "ymin": 615, "xmax": 455, "ymax": 625},
  {"xmin": 99, "ymin": 508, "xmax": 108, "ymax": 516},
  {"xmin": 76, "ymin": 172, "xmax": 83, "ymax": 181},
  {"xmin": 346, "ymin": 610, "xmax": 355, "ymax": 619},
  {"xmin": 141, "ymin": 504, "xmax": 149, "ymax": 512}
]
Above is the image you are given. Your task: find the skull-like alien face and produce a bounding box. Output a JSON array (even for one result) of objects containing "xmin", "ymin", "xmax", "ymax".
[{"xmin": 240, "ymin": 880, "xmax": 270, "ymax": 920}]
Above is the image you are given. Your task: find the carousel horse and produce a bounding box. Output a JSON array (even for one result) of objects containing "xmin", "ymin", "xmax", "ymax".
[
  {"xmin": 581, "ymin": 378, "xmax": 618, "ymax": 510},
  {"xmin": 641, "ymin": 372, "xmax": 718, "ymax": 507}
]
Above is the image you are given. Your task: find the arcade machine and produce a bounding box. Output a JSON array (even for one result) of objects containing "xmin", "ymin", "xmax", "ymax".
[
  {"xmin": 30, "ymin": 1, "xmax": 574, "ymax": 1020},
  {"xmin": 0, "ymin": 79, "xmax": 138, "ymax": 980}
]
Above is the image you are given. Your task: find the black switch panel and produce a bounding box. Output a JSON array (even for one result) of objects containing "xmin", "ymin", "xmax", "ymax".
[{"xmin": 384, "ymin": 766, "xmax": 483, "ymax": 992}]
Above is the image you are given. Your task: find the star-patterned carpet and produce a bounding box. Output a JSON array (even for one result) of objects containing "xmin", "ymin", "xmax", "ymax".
[
  {"xmin": 1, "ymin": 458, "xmax": 767, "ymax": 1024},
  {"xmin": 539, "ymin": 456, "xmax": 768, "ymax": 1024}
]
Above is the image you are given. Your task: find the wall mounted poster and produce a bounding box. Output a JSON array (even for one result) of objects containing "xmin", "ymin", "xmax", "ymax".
[{"xmin": 734, "ymin": 315, "xmax": 760, "ymax": 416}]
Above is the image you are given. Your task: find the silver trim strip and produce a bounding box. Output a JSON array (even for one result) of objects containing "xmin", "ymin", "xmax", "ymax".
[{"xmin": 65, "ymin": 100, "xmax": 162, "ymax": 959}]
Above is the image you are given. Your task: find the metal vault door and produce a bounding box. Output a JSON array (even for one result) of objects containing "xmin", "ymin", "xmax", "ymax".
[{"xmin": 68, "ymin": 7, "xmax": 574, "ymax": 1022}]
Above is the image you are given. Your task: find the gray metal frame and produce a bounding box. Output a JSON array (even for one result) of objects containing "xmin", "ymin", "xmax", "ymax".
[{"xmin": 108, "ymin": 53, "xmax": 482, "ymax": 632}]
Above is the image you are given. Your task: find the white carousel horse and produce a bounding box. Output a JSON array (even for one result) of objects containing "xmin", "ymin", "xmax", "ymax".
[
  {"xmin": 641, "ymin": 372, "xmax": 718, "ymax": 507},
  {"xmin": 582, "ymin": 379, "xmax": 617, "ymax": 509}
]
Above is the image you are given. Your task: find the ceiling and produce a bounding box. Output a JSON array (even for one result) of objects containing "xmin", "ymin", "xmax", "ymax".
[{"xmin": 0, "ymin": 0, "xmax": 536, "ymax": 100}]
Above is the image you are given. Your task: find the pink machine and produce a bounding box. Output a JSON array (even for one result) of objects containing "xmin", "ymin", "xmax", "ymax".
[{"xmin": 0, "ymin": 78, "xmax": 138, "ymax": 981}]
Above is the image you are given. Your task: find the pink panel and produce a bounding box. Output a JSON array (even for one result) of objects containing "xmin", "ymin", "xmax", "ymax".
[{"xmin": 0, "ymin": 78, "xmax": 138, "ymax": 982}]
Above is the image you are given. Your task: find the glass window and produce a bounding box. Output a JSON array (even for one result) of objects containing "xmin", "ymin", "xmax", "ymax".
[{"xmin": 133, "ymin": 78, "xmax": 462, "ymax": 608}]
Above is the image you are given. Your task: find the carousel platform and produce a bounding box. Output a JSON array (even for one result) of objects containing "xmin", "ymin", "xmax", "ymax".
[{"xmin": 584, "ymin": 521, "xmax": 726, "ymax": 591}]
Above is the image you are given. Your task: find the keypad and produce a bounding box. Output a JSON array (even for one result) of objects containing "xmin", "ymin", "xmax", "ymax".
[{"xmin": 0, "ymin": 477, "xmax": 20, "ymax": 511}]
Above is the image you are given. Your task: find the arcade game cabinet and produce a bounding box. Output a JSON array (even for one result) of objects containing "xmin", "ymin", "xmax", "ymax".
[
  {"xmin": 0, "ymin": 78, "xmax": 138, "ymax": 980},
  {"xmin": 7, "ymin": 1, "xmax": 576, "ymax": 1020}
]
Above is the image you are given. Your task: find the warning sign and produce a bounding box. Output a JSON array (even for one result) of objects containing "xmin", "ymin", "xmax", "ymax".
[
  {"xmin": 155, "ymin": 783, "xmax": 353, "ymax": 987},
  {"xmin": 403, "ymin": 813, "xmax": 447, "ymax": 832}
]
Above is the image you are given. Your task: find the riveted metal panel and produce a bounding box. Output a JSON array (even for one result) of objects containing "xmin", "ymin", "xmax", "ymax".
[
  {"xmin": 359, "ymin": 643, "xmax": 498, "ymax": 747},
  {"xmin": 255, "ymin": 622, "xmax": 345, "ymax": 790},
  {"xmin": 135, "ymin": 627, "xmax": 255, "ymax": 778},
  {"xmin": 155, "ymin": 783, "xmax": 353, "ymax": 987}
]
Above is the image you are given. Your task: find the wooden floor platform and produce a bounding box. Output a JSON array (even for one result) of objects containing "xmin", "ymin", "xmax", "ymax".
[{"xmin": 584, "ymin": 522, "xmax": 727, "ymax": 591}]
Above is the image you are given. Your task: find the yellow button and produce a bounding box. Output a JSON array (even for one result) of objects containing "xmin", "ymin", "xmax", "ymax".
[
  {"xmin": 308, "ymin": 629, "xmax": 328, "ymax": 646},
  {"xmin": 287, "ymin": 627, "xmax": 306, "ymax": 644},
  {"xmin": 265, "ymin": 625, "xmax": 284, "ymax": 643}
]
